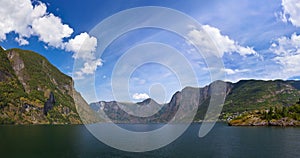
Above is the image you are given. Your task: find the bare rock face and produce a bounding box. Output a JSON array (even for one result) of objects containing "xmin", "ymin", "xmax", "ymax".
[
  {"xmin": 43, "ymin": 92, "xmax": 56, "ymax": 115},
  {"xmin": 90, "ymin": 81, "xmax": 232, "ymax": 123},
  {"xmin": 7, "ymin": 50, "xmax": 30, "ymax": 93}
]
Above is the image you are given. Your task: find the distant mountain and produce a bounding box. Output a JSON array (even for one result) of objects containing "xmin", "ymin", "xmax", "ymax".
[
  {"xmin": 0, "ymin": 47, "xmax": 94, "ymax": 124},
  {"xmin": 91, "ymin": 79, "xmax": 300, "ymax": 123}
]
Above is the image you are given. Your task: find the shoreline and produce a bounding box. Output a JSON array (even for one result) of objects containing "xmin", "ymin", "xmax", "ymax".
[
  {"xmin": 1, "ymin": 118, "xmax": 300, "ymax": 127},
  {"xmin": 228, "ymin": 117, "xmax": 300, "ymax": 127}
]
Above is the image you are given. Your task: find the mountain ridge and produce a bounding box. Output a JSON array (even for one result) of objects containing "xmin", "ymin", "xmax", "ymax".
[
  {"xmin": 91, "ymin": 79, "xmax": 300, "ymax": 123},
  {"xmin": 1, "ymin": 46, "xmax": 300, "ymax": 125}
]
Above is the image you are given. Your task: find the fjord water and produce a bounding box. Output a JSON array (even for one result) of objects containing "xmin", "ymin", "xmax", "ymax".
[{"xmin": 0, "ymin": 123, "xmax": 299, "ymax": 158}]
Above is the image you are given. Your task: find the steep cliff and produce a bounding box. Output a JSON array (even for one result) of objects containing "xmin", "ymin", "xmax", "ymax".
[
  {"xmin": 0, "ymin": 47, "xmax": 82, "ymax": 124},
  {"xmin": 91, "ymin": 80, "xmax": 300, "ymax": 123}
]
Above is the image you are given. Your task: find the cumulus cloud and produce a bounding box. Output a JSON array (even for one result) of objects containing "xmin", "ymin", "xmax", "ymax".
[
  {"xmin": 74, "ymin": 59, "xmax": 103, "ymax": 79},
  {"xmin": 0, "ymin": 0, "xmax": 100, "ymax": 77},
  {"xmin": 65, "ymin": 32, "xmax": 97, "ymax": 60},
  {"xmin": 15, "ymin": 37, "xmax": 29, "ymax": 46},
  {"xmin": 0, "ymin": 0, "xmax": 46, "ymax": 41},
  {"xmin": 81, "ymin": 59, "xmax": 103, "ymax": 74},
  {"xmin": 66, "ymin": 33, "xmax": 99, "ymax": 79},
  {"xmin": 270, "ymin": 33, "xmax": 300, "ymax": 78},
  {"xmin": 0, "ymin": 0, "xmax": 74, "ymax": 47},
  {"xmin": 32, "ymin": 13, "xmax": 73, "ymax": 48},
  {"xmin": 187, "ymin": 25, "xmax": 258, "ymax": 57},
  {"xmin": 280, "ymin": 0, "xmax": 300, "ymax": 27},
  {"xmin": 271, "ymin": 33, "xmax": 300, "ymax": 56},
  {"xmin": 132, "ymin": 93, "xmax": 150, "ymax": 100},
  {"xmin": 0, "ymin": 0, "xmax": 97, "ymax": 54}
]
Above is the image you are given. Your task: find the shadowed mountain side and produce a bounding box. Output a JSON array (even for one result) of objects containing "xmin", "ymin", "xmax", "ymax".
[
  {"xmin": 90, "ymin": 82, "xmax": 227, "ymax": 123},
  {"xmin": 91, "ymin": 80, "xmax": 300, "ymax": 123}
]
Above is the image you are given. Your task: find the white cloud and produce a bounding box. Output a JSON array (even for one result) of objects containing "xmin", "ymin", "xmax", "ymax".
[
  {"xmin": 270, "ymin": 33, "xmax": 300, "ymax": 78},
  {"xmin": 0, "ymin": 0, "xmax": 46, "ymax": 41},
  {"xmin": 15, "ymin": 37, "xmax": 29, "ymax": 46},
  {"xmin": 222, "ymin": 68, "xmax": 249, "ymax": 75},
  {"xmin": 81, "ymin": 59, "xmax": 103, "ymax": 74},
  {"xmin": 0, "ymin": 0, "xmax": 96, "ymax": 55},
  {"xmin": 32, "ymin": 13, "xmax": 73, "ymax": 48},
  {"xmin": 132, "ymin": 93, "xmax": 150, "ymax": 100},
  {"xmin": 271, "ymin": 33, "xmax": 300, "ymax": 56},
  {"xmin": 74, "ymin": 59, "xmax": 103, "ymax": 79},
  {"xmin": 65, "ymin": 32, "xmax": 97, "ymax": 60},
  {"xmin": 187, "ymin": 25, "xmax": 258, "ymax": 57},
  {"xmin": 66, "ymin": 33, "xmax": 100, "ymax": 78},
  {"xmin": 281, "ymin": 0, "xmax": 300, "ymax": 27},
  {"xmin": 0, "ymin": 0, "xmax": 90, "ymax": 50},
  {"xmin": 0, "ymin": 0, "xmax": 101, "ymax": 78}
]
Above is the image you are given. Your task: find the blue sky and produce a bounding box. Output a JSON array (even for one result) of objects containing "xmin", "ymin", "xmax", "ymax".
[{"xmin": 1, "ymin": 0, "xmax": 300, "ymax": 103}]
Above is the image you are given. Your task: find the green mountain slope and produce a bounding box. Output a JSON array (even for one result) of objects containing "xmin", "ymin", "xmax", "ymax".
[
  {"xmin": 0, "ymin": 47, "xmax": 82, "ymax": 124},
  {"xmin": 2, "ymin": 47, "xmax": 300, "ymax": 125},
  {"xmin": 223, "ymin": 80, "xmax": 300, "ymax": 113}
]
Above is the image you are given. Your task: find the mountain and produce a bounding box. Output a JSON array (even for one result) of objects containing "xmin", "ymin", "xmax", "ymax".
[
  {"xmin": 0, "ymin": 47, "xmax": 94, "ymax": 124},
  {"xmin": 91, "ymin": 79, "xmax": 300, "ymax": 123},
  {"xmin": 2, "ymin": 47, "xmax": 299, "ymax": 125},
  {"xmin": 223, "ymin": 80, "xmax": 300, "ymax": 112}
]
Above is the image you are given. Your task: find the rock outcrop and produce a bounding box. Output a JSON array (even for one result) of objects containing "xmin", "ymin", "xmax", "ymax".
[
  {"xmin": 0, "ymin": 47, "xmax": 83, "ymax": 124},
  {"xmin": 43, "ymin": 92, "xmax": 56, "ymax": 115}
]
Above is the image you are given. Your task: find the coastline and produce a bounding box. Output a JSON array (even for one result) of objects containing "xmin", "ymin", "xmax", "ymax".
[{"xmin": 228, "ymin": 117, "xmax": 300, "ymax": 127}]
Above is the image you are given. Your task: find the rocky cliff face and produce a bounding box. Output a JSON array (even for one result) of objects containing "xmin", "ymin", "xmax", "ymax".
[
  {"xmin": 43, "ymin": 92, "xmax": 56, "ymax": 115},
  {"xmin": 91, "ymin": 82, "xmax": 230, "ymax": 123},
  {"xmin": 91, "ymin": 79, "xmax": 300, "ymax": 123},
  {"xmin": 0, "ymin": 47, "xmax": 82, "ymax": 124}
]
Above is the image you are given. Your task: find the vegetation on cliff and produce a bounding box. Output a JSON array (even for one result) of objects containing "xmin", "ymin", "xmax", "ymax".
[
  {"xmin": 228, "ymin": 100, "xmax": 300, "ymax": 126},
  {"xmin": 2, "ymin": 46, "xmax": 300, "ymax": 125},
  {"xmin": 92, "ymin": 80, "xmax": 300, "ymax": 124},
  {"xmin": 223, "ymin": 80, "xmax": 300, "ymax": 113},
  {"xmin": 0, "ymin": 47, "xmax": 81, "ymax": 124}
]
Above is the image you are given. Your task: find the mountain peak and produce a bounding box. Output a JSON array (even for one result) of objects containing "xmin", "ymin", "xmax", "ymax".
[
  {"xmin": 90, "ymin": 79, "xmax": 300, "ymax": 123},
  {"xmin": 137, "ymin": 98, "xmax": 159, "ymax": 105}
]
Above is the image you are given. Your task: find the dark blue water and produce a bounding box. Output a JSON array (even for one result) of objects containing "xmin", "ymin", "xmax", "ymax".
[{"xmin": 0, "ymin": 123, "xmax": 299, "ymax": 158}]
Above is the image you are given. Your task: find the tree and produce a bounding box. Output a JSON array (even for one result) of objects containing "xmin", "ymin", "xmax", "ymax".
[
  {"xmin": 269, "ymin": 107, "xmax": 274, "ymax": 115},
  {"xmin": 265, "ymin": 107, "xmax": 274, "ymax": 121},
  {"xmin": 282, "ymin": 106, "xmax": 288, "ymax": 117}
]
